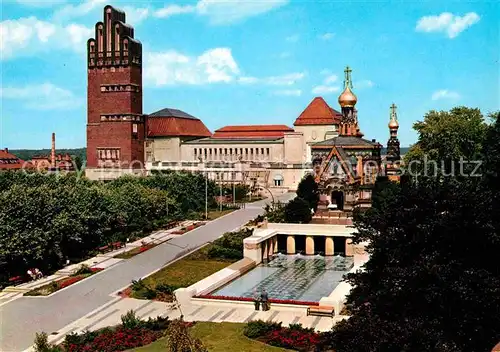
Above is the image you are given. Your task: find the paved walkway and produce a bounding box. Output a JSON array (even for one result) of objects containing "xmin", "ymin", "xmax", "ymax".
[
  {"xmin": 0, "ymin": 194, "xmax": 294, "ymax": 352},
  {"xmin": 0, "ymin": 221, "xmax": 199, "ymax": 304},
  {"xmin": 23, "ymin": 297, "xmax": 346, "ymax": 351}
]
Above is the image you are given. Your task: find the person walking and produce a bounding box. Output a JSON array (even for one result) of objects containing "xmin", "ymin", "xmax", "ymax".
[
  {"xmin": 261, "ymin": 288, "xmax": 270, "ymax": 311},
  {"xmin": 253, "ymin": 288, "xmax": 261, "ymax": 311}
]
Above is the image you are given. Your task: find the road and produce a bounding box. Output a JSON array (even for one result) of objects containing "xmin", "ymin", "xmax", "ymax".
[{"xmin": 0, "ymin": 193, "xmax": 294, "ymax": 352}]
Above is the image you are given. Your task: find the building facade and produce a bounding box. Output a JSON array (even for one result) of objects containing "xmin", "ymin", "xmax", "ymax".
[{"xmin": 85, "ymin": 5, "xmax": 401, "ymax": 209}]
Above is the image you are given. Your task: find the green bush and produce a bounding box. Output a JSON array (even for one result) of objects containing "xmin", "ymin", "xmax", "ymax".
[
  {"xmin": 142, "ymin": 316, "xmax": 171, "ymax": 331},
  {"xmin": 243, "ymin": 320, "xmax": 282, "ymax": 338},
  {"xmin": 207, "ymin": 246, "xmax": 242, "ymax": 260},
  {"xmin": 33, "ymin": 332, "xmax": 62, "ymax": 352},
  {"xmin": 121, "ymin": 310, "xmax": 142, "ymax": 329},
  {"xmin": 72, "ymin": 264, "xmax": 92, "ymax": 276},
  {"xmin": 155, "ymin": 283, "xmax": 179, "ymax": 294}
]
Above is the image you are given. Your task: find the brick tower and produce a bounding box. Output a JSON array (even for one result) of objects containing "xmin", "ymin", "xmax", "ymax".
[{"xmin": 86, "ymin": 5, "xmax": 144, "ymax": 179}]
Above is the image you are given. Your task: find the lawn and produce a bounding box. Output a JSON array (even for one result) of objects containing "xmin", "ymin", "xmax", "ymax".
[
  {"xmin": 129, "ymin": 246, "xmax": 235, "ymax": 301},
  {"xmin": 204, "ymin": 208, "xmax": 236, "ymax": 220},
  {"xmin": 129, "ymin": 322, "xmax": 291, "ymax": 352}
]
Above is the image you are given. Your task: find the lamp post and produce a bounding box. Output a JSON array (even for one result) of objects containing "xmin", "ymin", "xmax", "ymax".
[
  {"xmin": 232, "ymin": 172, "xmax": 236, "ymax": 205},
  {"xmin": 219, "ymin": 172, "xmax": 222, "ymax": 212},
  {"xmin": 205, "ymin": 171, "xmax": 208, "ymax": 219}
]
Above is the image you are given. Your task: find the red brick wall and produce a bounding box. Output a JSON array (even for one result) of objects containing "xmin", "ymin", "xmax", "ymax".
[{"xmin": 86, "ymin": 66, "xmax": 144, "ymax": 168}]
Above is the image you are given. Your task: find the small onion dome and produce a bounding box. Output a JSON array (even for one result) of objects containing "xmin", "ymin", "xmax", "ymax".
[
  {"xmin": 388, "ymin": 119, "xmax": 399, "ymax": 129},
  {"xmin": 338, "ymin": 86, "xmax": 357, "ymax": 107}
]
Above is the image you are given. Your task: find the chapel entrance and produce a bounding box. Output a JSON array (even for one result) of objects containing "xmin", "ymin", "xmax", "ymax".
[{"xmin": 331, "ymin": 190, "xmax": 344, "ymax": 210}]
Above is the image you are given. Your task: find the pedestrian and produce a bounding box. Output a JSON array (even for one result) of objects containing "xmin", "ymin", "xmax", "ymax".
[
  {"xmin": 252, "ymin": 288, "xmax": 260, "ymax": 311},
  {"xmin": 27, "ymin": 269, "xmax": 35, "ymax": 281},
  {"xmin": 261, "ymin": 288, "xmax": 270, "ymax": 311}
]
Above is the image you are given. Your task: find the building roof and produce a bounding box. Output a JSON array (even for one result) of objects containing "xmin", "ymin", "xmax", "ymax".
[
  {"xmin": 149, "ymin": 108, "xmax": 198, "ymax": 119},
  {"xmin": 184, "ymin": 137, "xmax": 284, "ymax": 145},
  {"xmin": 0, "ymin": 148, "xmax": 28, "ymax": 170},
  {"xmin": 147, "ymin": 108, "xmax": 211, "ymax": 138},
  {"xmin": 294, "ymin": 97, "xmax": 343, "ymax": 126},
  {"xmin": 212, "ymin": 125, "xmax": 294, "ymax": 139},
  {"xmin": 312, "ymin": 136, "xmax": 382, "ymax": 148}
]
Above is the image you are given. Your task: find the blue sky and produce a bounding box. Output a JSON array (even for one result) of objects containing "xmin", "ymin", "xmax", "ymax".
[{"xmin": 1, "ymin": 0, "xmax": 498, "ymax": 149}]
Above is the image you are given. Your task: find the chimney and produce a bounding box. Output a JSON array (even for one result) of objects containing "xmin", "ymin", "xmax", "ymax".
[
  {"xmin": 51, "ymin": 133, "xmax": 56, "ymax": 168},
  {"xmin": 4, "ymin": 148, "xmax": 8, "ymax": 153}
]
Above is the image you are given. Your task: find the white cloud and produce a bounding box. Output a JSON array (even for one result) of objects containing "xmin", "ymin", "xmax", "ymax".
[
  {"xmin": 431, "ymin": 89, "xmax": 460, "ymax": 101},
  {"xmin": 154, "ymin": 0, "xmax": 288, "ymax": 25},
  {"xmin": 0, "ymin": 17, "xmax": 92, "ymax": 60},
  {"xmin": 237, "ymin": 72, "xmax": 305, "ymax": 86},
  {"xmin": 52, "ymin": 0, "xmax": 106, "ymax": 21},
  {"xmin": 319, "ymin": 32, "xmax": 334, "ymax": 40},
  {"xmin": 238, "ymin": 76, "xmax": 259, "ymax": 84},
  {"xmin": 154, "ymin": 4, "xmax": 196, "ymax": 18},
  {"xmin": 0, "ymin": 83, "xmax": 82, "ymax": 110},
  {"xmin": 273, "ymin": 89, "xmax": 302, "ymax": 97},
  {"xmin": 416, "ymin": 12, "xmax": 480, "ymax": 39},
  {"xmin": 122, "ymin": 6, "xmax": 150, "ymax": 26},
  {"xmin": 286, "ymin": 34, "xmax": 299, "ymax": 43},
  {"xmin": 278, "ymin": 51, "xmax": 291, "ymax": 59},
  {"xmin": 324, "ymin": 74, "xmax": 338, "ymax": 84},
  {"xmin": 320, "ymin": 69, "xmax": 331, "ymax": 76},
  {"xmin": 355, "ymin": 80, "xmax": 374, "ymax": 89},
  {"xmin": 144, "ymin": 48, "xmax": 240, "ymax": 86},
  {"xmin": 266, "ymin": 72, "xmax": 305, "ymax": 85},
  {"xmin": 16, "ymin": 0, "xmax": 66, "ymax": 7},
  {"xmin": 311, "ymin": 85, "xmax": 340, "ymax": 95}
]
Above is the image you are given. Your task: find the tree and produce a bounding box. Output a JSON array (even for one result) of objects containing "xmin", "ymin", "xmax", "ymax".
[
  {"xmin": 330, "ymin": 110, "xmax": 500, "ymax": 352},
  {"xmin": 296, "ymin": 173, "xmax": 320, "ymax": 211},
  {"xmin": 284, "ymin": 197, "xmax": 312, "ymax": 224},
  {"xmin": 404, "ymin": 107, "xmax": 489, "ymax": 176},
  {"xmin": 167, "ymin": 318, "xmax": 207, "ymax": 352}
]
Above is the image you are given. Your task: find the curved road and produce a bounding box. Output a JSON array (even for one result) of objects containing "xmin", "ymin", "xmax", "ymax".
[{"xmin": 0, "ymin": 194, "xmax": 294, "ymax": 352}]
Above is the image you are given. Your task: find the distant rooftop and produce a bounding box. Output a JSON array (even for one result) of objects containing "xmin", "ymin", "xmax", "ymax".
[{"xmin": 148, "ymin": 108, "xmax": 199, "ymax": 119}]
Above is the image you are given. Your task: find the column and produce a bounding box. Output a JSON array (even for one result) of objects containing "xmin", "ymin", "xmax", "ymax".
[
  {"xmin": 305, "ymin": 236, "xmax": 315, "ymax": 255},
  {"xmin": 345, "ymin": 238, "xmax": 354, "ymax": 256},
  {"xmin": 325, "ymin": 237, "xmax": 334, "ymax": 256},
  {"xmin": 286, "ymin": 235, "xmax": 295, "ymax": 254},
  {"xmin": 268, "ymin": 239, "xmax": 274, "ymax": 257},
  {"xmin": 262, "ymin": 241, "xmax": 268, "ymax": 262},
  {"xmin": 273, "ymin": 236, "xmax": 278, "ymax": 253}
]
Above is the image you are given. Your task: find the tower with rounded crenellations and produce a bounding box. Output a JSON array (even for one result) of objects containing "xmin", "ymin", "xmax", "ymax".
[{"xmin": 86, "ymin": 5, "xmax": 145, "ymax": 178}]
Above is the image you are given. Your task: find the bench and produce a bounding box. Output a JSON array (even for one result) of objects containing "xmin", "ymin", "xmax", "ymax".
[
  {"xmin": 98, "ymin": 245, "xmax": 110, "ymax": 253},
  {"xmin": 8, "ymin": 276, "xmax": 24, "ymax": 285},
  {"xmin": 111, "ymin": 242, "xmax": 125, "ymax": 249},
  {"xmin": 307, "ymin": 305, "xmax": 335, "ymax": 318}
]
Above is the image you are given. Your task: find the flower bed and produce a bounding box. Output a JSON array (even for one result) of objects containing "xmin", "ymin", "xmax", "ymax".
[
  {"xmin": 243, "ymin": 320, "xmax": 332, "ymax": 352},
  {"xmin": 114, "ymin": 243, "xmax": 158, "ymax": 259},
  {"xmin": 65, "ymin": 327, "xmax": 163, "ymax": 352},
  {"xmin": 24, "ymin": 268, "xmax": 103, "ymax": 296},
  {"xmin": 171, "ymin": 222, "xmax": 205, "ymax": 235},
  {"xmin": 195, "ymin": 294, "xmax": 320, "ymax": 307}
]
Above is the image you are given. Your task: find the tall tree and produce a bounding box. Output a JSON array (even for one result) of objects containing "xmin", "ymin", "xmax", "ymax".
[
  {"xmin": 296, "ymin": 173, "xmax": 320, "ymax": 211},
  {"xmin": 404, "ymin": 107, "xmax": 489, "ymax": 176},
  {"xmin": 330, "ymin": 109, "xmax": 500, "ymax": 351}
]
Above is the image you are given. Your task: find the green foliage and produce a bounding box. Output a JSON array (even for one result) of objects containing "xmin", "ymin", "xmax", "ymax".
[
  {"xmin": 72, "ymin": 264, "xmax": 92, "ymax": 276},
  {"xmin": 207, "ymin": 228, "xmax": 253, "ymax": 260},
  {"xmin": 296, "ymin": 173, "xmax": 320, "ymax": 211},
  {"xmin": 33, "ymin": 332, "xmax": 62, "ymax": 352},
  {"xmin": 330, "ymin": 110, "xmax": 500, "ymax": 352},
  {"xmin": 263, "ymin": 202, "xmax": 286, "ymax": 223},
  {"xmin": 167, "ymin": 318, "xmax": 207, "ymax": 352},
  {"xmin": 121, "ymin": 310, "xmax": 142, "ymax": 329},
  {"xmin": 0, "ymin": 171, "xmax": 215, "ymax": 286},
  {"xmin": 284, "ymin": 197, "xmax": 312, "ymax": 223},
  {"xmin": 403, "ymin": 107, "xmax": 489, "ymax": 175},
  {"xmin": 243, "ymin": 320, "xmax": 282, "ymax": 339},
  {"xmin": 155, "ymin": 283, "xmax": 179, "ymax": 294},
  {"xmin": 10, "ymin": 148, "xmax": 86, "ymax": 163}
]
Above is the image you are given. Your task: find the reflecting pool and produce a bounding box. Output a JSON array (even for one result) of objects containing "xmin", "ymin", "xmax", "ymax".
[{"xmin": 211, "ymin": 254, "xmax": 354, "ymax": 302}]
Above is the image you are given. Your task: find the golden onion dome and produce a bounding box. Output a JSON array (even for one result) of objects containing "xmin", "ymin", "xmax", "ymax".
[
  {"xmin": 388, "ymin": 119, "xmax": 399, "ymax": 129},
  {"xmin": 338, "ymin": 86, "xmax": 357, "ymax": 107}
]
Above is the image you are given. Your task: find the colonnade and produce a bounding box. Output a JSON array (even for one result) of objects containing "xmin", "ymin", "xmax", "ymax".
[{"xmin": 285, "ymin": 235, "xmax": 353, "ymax": 256}]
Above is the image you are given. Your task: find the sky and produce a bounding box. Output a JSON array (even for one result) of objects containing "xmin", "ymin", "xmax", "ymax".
[{"xmin": 1, "ymin": 0, "xmax": 498, "ymax": 149}]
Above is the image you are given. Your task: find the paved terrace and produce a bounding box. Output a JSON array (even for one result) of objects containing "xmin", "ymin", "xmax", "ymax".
[{"xmin": 0, "ymin": 193, "xmax": 295, "ymax": 352}]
